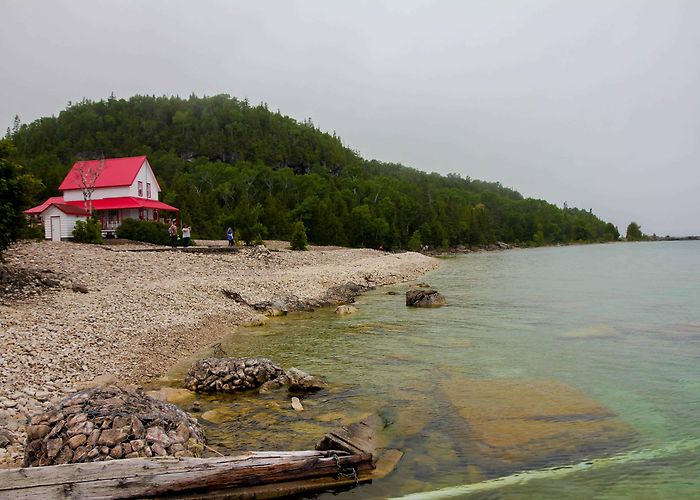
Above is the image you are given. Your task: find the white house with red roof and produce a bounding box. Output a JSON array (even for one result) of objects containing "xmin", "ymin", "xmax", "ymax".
[{"xmin": 25, "ymin": 155, "xmax": 179, "ymax": 241}]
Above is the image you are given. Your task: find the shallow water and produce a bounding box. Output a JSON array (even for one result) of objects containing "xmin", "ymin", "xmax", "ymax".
[{"xmin": 167, "ymin": 241, "xmax": 700, "ymax": 498}]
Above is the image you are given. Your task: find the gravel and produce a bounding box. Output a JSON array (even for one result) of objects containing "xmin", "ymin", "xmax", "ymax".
[{"xmin": 0, "ymin": 240, "xmax": 437, "ymax": 468}]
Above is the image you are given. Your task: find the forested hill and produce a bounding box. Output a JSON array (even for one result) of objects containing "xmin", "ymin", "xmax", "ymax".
[{"xmin": 9, "ymin": 94, "xmax": 619, "ymax": 248}]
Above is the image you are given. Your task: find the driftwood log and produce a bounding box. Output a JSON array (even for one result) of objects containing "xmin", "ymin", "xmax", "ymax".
[
  {"xmin": 0, "ymin": 450, "xmax": 373, "ymax": 499},
  {"xmin": 1, "ymin": 415, "xmax": 403, "ymax": 499}
]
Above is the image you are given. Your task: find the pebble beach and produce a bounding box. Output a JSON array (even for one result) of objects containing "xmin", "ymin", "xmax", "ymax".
[{"xmin": 0, "ymin": 239, "xmax": 438, "ymax": 467}]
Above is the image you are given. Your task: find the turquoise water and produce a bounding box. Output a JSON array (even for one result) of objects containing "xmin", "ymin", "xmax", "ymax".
[{"xmin": 173, "ymin": 242, "xmax": 700, "ymax": 498}]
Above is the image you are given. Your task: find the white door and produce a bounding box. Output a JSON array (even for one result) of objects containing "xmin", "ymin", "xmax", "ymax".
[{"xmin": 50, "ymin": 216, "xmax": 61, "ymax": 241}]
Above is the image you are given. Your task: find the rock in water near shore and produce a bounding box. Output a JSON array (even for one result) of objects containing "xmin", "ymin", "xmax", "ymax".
[
  {"xmin": 283, "ymin": 367, "xmax": 326, "ymax": 393},
  {"xmin": 183, "ymin": 357, "xmax": 284, "ymax": 392},
  {"xmin": 23, "ymin": 385, "xmax": 205, "ymax": 467},
  {"xmin": 335, "ymin": 304, "xmax": 357, "ymax": 315},
  {"xmin": 406, "ymin": 289, "xmax": 447, "ymax": 307},
  {"xmin": 184, "ymin": 358, "xmax": 326, "ymax": 394}
]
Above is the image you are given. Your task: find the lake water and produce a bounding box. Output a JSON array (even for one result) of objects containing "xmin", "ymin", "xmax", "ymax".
[{"xmin": 168, "ymin": 241, "xmax": 700, "ymax": 498}]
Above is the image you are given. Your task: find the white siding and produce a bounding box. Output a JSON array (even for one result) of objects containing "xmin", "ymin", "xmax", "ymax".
[
  {"xmin": 63, "ymin": 186, "xmax": 131, "ymax": 201},
  {"xmin": 41, "ymin": 206, "xmax": 88, "ymax": 240},
  {"xmin": 128, "ymin": 160, "xmax": 161, "ymax": 200}
]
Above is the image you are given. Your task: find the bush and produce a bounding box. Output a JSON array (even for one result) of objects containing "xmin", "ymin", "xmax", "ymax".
[
  {"xmin": 19, "ymin": 219, "xmax": 44, "ymax": 240},
  {"xmin": 407, "ymin": 230, "xmax": 422, "ymax": 252},
  {"xmin": 116, "ymin": 219, "xmax": 170, "ymax": 245},
  {"xmin": 289, "ymin": 220, "xmax": 308, "ymax": 251},
  {"xmin": 72, "ymin": 217, "xmax": 103, "ymax": 244}
]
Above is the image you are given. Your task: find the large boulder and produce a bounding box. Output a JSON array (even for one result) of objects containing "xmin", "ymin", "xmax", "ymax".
[
  {"xmin": 23, "ymin": 385, "xmax": 205, "ymax": 467},
  {"xmin": 183, "ymin": 357, "xmax": 284, "ymax": 392},
  {"xmin": 406, "ymin": 289, "xmax": 447, "ymax": 307}
]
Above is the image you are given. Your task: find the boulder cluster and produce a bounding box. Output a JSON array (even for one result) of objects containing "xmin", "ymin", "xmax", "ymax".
[
  {"xmin": 184, "ymin": 357, "xmax": 285, "ymax": 392},
  {"xmin": 23, "ymin": 385, "xmax": 205, "ymax": 467},
  {"xmin": 183, "ymin": 358, "xmax": 325, "ymax": 394}
]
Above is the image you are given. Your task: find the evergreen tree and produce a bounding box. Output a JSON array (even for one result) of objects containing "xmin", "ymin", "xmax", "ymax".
[
  {"xmin": 289, "ymin": 220, "xmax": 308, "ymax": 250},
  {"xmin": 0, "ymin": 140, "xmax": 42, "ymax": 255},
  {"xmin": 626, "ymin": 222, "xmax": 644, "ymax": 241}
]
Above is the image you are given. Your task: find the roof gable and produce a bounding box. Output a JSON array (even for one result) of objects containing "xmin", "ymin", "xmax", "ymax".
[
  {"xmin": 50, "ymin": 203, "xmax": 91, "ymax": 216},
  {"xmin": 58, "ymin": 156, "xmax": 147, "ymax": 191},
  {"xmin": 24, "ymin": 196, "xmax": 65, "ymax": 215}
]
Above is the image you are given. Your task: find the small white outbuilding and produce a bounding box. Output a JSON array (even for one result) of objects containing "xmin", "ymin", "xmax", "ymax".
[{"xmin": 38, "ymin": 203, "xmax": 91, "ymax": 241}]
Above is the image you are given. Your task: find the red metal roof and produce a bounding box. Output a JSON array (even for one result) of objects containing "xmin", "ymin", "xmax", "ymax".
[
  {"xmin": 24, "ymin": 196, "xmax": 65, "ymax": 215},
  {"xmin": 64, "ymin": 197, "xmax": 179, "ymax": 212},
  {"xmin": 58, "ymin": 156, "xmax": 148, "ymax": 191},
  {"xmin": 25, "ymin": 196, "xmax": 179, "ymax": 214}
]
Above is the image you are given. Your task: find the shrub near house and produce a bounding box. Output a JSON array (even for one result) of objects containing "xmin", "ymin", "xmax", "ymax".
[
  {"xmin": 72, "ymin": 218, "xmax": 103, "ymax": 244},
  {"xmin": 116, "ymin": 219, "xmax": 171, "ymax": 245}
]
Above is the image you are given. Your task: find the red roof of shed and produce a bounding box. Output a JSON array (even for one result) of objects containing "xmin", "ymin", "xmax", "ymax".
[
  {"xmin": 24, "ymin": 196, "xmax": 65, "ymax": 215},
  {"xmin": 51, "ymin": 203, "xmax": 91, "ymax": 216},
  {"xmin": 58, "ymin": 156, "xmax": 148, "ymax": 191}
]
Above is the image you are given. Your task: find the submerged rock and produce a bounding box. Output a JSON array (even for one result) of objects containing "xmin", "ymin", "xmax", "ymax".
[
  {"xmin": 335, "ymin": 304, "xmax": 357, "ymax": 315},
  {"xmin": 439, "ymin": 377, "xmax": 636, "ymax": 474},
  {"xmin": 406, "ymin": 289, "xmax": 447, "ymax": 307},
  {"xmin": 291, "ymin": 397, "xmax": 304, "ymax": 412},
  {"xmin": 23, "ymin": 385, "xmax": 205, "ymax": 467}
]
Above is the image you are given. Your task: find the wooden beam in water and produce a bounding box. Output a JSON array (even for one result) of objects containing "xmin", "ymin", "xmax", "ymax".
[
  {"xmin": 316, "ymin": 414, "xmax": 384, "ymax": 456},
  {"xmin": 0, "ymin": 450, "xmax": 373, "ymax": 500}
]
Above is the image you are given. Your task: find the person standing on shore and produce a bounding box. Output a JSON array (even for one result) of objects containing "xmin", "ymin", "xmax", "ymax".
[
  {"xmin": 226, "ymin": 227, "xmax": 234, "ymax": 246},
  {"xmin": 182, "ymin": 225, "xmax": 191, "ymax": 247},
  {"xmin": 169, "ymin": 220, "xmax": 178, "ymax": 248}
]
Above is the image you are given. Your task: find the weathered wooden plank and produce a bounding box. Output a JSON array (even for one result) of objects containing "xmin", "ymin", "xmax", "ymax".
[
  {"xmin": 0, "ymin": 451, "xmax": 338, "ymax": 490},
  {"xmin": 0, "ymin": 450, "xmax": 372, "ymax": 500},
  {"xmin": 316, "ymin": 414, "xmax": 383, "ymax": 456},
  {"xmin": 370, "ymin": 449, "xmax": 404, "ymax": 480}
]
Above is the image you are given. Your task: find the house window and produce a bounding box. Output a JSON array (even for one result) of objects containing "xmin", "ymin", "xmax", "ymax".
[
  {"xmin": 146, "ymin": 183, "xmax": 151, "ymax": 199},
  {"xmin": 138, "ymin": 181, "xmax": 143, "ymax": 197}
]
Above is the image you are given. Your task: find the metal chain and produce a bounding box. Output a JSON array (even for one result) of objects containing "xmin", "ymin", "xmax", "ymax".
[{"xmin": 331, "ymin": 452, "xmax": 359, "ymax": 486}]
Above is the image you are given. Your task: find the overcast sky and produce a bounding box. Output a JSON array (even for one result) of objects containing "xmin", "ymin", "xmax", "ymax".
[{"xmin": 2, "ymin": 0, "xmax": 699, "ymax": 236}]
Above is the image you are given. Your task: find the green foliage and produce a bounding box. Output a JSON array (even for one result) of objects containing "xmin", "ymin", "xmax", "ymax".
[
  {"xmin": 72, "ymin": 217, "xmax": 103, "ymax": 244},
  {"xmin": 626, "ymin": 221, "xmax": 644, "ymax": 241},
  {"xmin": 289, "ymin": 220, "xmax": 308, "ymax": 250},
  {"xmin": 19, "ymin": 220, "xmax": 45, "ymax": 240},
  {"xmin": 11, "ymin": 94, "xmax": 622, "ymax": 250},
  {"xmin": 0, "ymin": 140, "xmax": 42, "ymax": 255},
  {"xmin": 234, "ymin": 201, "xmax": 267, "ymax": 245},
  {"xmin": 116, "ymin": 219, "xmax": 170, "ymax": 245},
  {"xmin": 407, "ymin": 230, "xmax": 423, "ymax": 252}
]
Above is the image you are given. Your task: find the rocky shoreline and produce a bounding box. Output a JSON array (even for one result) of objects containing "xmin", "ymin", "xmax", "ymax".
[{"xmin": 0, "ymin": 240, "xmax": 438, "ymax": 468}]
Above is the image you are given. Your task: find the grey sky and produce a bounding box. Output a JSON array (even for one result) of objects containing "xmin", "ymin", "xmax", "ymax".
[{"xmin": 2, "ymin": 0, "xmax": 699, "ymax": 236}]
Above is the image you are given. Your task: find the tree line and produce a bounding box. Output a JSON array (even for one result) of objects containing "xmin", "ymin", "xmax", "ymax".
[{"xmin": 7, "ymin": 93, "xmax": 621, "ymax": 249}]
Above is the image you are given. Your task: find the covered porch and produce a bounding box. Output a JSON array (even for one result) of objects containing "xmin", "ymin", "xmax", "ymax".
[{"xmin": 88, "ymin": 197, "xmax": 179, "ymax": 237}]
